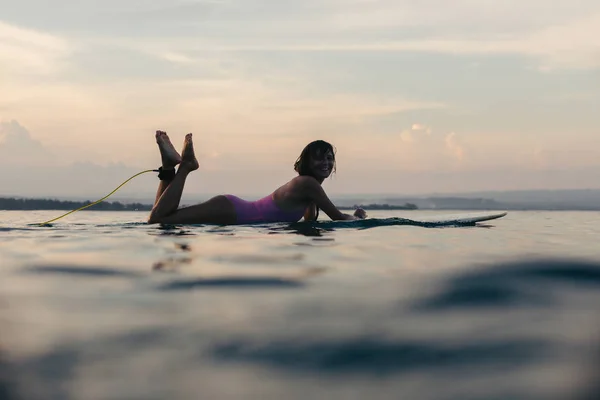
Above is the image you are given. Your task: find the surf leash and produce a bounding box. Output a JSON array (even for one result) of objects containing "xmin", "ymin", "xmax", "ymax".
[{"xmin": 35, "ymin": 169, "xmax": 158, "ymax": 226}]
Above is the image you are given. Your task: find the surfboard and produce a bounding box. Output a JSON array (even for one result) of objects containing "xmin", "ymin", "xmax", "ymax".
[
  {"xmin": 312, "ymin": 211, "xmax": 508, "ymax": 229},
  {"xmin": 405, "ymin": 211, "xmax": 508, "ymax": 225}
]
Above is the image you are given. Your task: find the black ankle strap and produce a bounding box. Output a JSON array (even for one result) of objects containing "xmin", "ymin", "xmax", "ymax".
[{"xmin": 156, "ymin": 167, "xmax": 176, "ymax": 181}]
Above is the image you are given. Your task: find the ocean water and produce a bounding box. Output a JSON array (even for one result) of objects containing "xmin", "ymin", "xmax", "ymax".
[{"xmin": 1, "ymin": 210, "xmax": 599, "ymax": 400}]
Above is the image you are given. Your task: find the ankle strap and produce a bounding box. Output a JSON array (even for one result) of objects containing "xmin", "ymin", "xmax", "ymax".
[{"xmin": 156, "ymin": 166, "xmax": 176, "ymax": 181}]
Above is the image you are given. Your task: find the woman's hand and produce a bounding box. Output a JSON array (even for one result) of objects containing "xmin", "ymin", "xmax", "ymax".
[{"xmin": 353, "ymin": 208, "xmax": 367, "ymax": 219}]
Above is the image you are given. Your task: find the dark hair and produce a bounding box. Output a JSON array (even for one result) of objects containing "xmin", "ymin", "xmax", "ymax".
[
  {"xmin": 293, "ymin": 140, "xmax": 336, "ymax": 178},
  {"xmin": 293, "ymin": 140, "xmax": 336, "ymax": 222}
]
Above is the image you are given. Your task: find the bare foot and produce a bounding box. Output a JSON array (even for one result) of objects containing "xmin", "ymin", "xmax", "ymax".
[
  {"xmin": 155, "ymin": 130, "xmax": 182, "ymax": 168},
  {"xmin": 180, "ymin": 133, "xmax": 199, "ymax": 171}
]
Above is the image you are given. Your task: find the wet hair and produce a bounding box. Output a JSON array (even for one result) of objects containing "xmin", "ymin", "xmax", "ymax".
[
  {"xmin": 293, "ymin": 140, "xmax": 337, "ymax": 178},
  {"xmin": 293, "ymin": 140, "xmax": 336, "ymax": 222}
]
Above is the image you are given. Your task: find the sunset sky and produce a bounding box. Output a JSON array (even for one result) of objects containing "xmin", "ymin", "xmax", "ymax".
[{"xmin": 1, "ymin": 0, "xmax": 599, "ymax": 199}]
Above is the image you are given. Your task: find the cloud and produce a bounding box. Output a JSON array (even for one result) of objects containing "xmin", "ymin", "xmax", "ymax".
[
  {"xmin": 102, "ymin": 1, "xmax": 600, "ymax": 70},
  {"xmin": 411, "ymin": 123, "xmax": 432, "ymax": 134},
  {"xmin": 0, "ymin": 120, "xmax": 158, "ymax": 198},
  {"xmin": 528, "ymin": 13, "xmax": 600, "ymax": 70},
  {"xmin": 1, "ymin": 1, "xmax": 598, "ymax": 197},
  {"xmin": 399, "ymin": 130, "xmax": 414, "ymax": 143},
  {"xmin": 0, "ymin": 20, "xmax": 70, "ymax": 75},
  {"xmin": 400, "ymin": 123, "xmax": 432, "ymax": 143},
  {"xmin": 444, "ymin": 132, "xmax": 465, "ymax": 161},
  {"xmin": 329, "ymin": 0, "xmax": 598, "ymax": 31},
  {"xmin": 4, "ymin": 1, "xmax": 599, "ymax": 73},
  {"xmin": 0, "ymin": 119, "xmax": 55, "ymax": 165},
  {"xmin": 161, "ymin": 52, "xmax": 195, "ymax": 65},
  {"xmin": 138, "ymin": 79, "xmax": 445, "ymax": 138},
  {"xmin": 0, "ymin": 119, "xmax": 108, "ymax": 168},
  {"xmin": 386, "ymin": 124, "xmax": 469, "ymax": 171},
  {"xmin": 152, "ymin": 19, "xmax": 598, "ymax": 70}
]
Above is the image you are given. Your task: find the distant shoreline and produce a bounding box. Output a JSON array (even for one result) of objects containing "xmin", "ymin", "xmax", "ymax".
[
  {"xmin": 0, "ymin": 197, "xmax": 152, "ymax": 211},
  {"xmin": 2, "ymin": 196, "xmax": 600, "ymax": 211},
  {"xmin": 0, "ymin": 197, "xmax": 418, "ymax": 211}
]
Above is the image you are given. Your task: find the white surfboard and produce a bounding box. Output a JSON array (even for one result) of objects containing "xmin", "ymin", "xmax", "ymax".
[{"xmin": 407, "ymin": 211, "xmax": 507, "ymax": 225}]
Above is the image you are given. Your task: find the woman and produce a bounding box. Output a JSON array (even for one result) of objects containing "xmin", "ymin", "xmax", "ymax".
[{"xmin": 147, "ymin": 131, "xmax": 367, "ymax": 224}]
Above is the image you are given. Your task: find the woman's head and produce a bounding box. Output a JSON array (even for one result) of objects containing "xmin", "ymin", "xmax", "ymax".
[{"xmin": 294, "ymin": 140, "xmax": 336, "ymax": 181}]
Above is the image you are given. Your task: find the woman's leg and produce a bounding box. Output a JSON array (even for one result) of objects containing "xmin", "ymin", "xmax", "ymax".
[
  {"xmin": 148, "ymin": 133, "xmax": 237, "ymax": 225},
  {"xmin": 153, "ymin": 130, "xmax": 182, "ymax": 204},
  {"xmin": 151, "ymin": 195, "xmax": 237, "ymax": 225},
  {"xmin": 148, "ymin": 133, "xmax": 197, "ymax": 222}
]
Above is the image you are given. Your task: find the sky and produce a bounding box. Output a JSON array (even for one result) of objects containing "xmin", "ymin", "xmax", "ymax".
[{"xmin": 1, "ymin": 0, "xmax": 599, "ymax": 199}]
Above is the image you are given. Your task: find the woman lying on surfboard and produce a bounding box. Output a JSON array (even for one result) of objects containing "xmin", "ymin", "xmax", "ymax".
[{"xmin": 147, "ymin": 131, "xmax": 367, "ymax": 225}]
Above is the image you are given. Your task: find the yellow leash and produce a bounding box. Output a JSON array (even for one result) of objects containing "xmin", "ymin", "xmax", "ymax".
[{"xmin": 36, "ymin": 169, "xmax": 157, "ymax": 226}]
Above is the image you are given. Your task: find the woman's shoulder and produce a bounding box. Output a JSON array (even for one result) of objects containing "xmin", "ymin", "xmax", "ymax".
[
  {"xmin": 275, "ymin": 176, "xmax": 320, "ymax": 199},
  {"xmin": 289, "ymin": 175, "xmax": 319, "ymax": 186}
]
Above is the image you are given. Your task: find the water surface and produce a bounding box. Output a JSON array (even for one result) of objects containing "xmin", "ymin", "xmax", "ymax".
[{"xmin": 1, "ymin": 210, "xmax": 599, "ymax": 400}]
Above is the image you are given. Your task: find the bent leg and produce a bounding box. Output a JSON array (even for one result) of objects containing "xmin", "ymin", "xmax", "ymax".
[
  {"xmin": 151, "ymin": 195, "xmax": 237, "ymax": 225},
  {"xmin": 153, "ymin": 130, "xmax": 182, "ymax": 205},
  {"xmin": 148, "ymin": 167, "xmax": 191, "ymax": 223},
  {"xmin": 155, "ymin": 170, "xmax": 174, "ymax": 205},
  {"xmin": 148, "ymin": 133, "xmax": 198, "ymax": 223}
]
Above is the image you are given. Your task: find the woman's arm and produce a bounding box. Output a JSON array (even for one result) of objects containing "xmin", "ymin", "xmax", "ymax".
[
  {"xmin": 303, "ymin": 202, "xmax": 318, "ymax": 221},
  {"xmin": 300, "ymin": 177, "xmax": 366, "ymax": 221}
]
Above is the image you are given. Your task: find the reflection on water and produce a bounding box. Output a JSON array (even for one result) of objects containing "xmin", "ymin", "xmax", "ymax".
[
  {"xmin": 1, "ymin": 258, "xmax": 598, "ymax": 399},
  {"xmin": 211, "ymin": 336, "xmax": 548, "ymax": 374},
  {"xmin": 157, "ymin": 276, "xmax": 305, "ymax": 291},
  {"xmin": 150, "ymin": 215, "xmax": 499, "ymax": 239},
  {"xmin": 1, "ymin": 210, "xmax": 600, "ymax": 399}
]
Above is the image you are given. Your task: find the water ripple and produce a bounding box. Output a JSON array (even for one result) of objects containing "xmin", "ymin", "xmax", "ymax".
[
  {"xmin": 23, "ymin": 265, "xmax": 142, "ymax": 278},
  {"xmin": 157, "ymin": 276, "xmax": 304, "ymax": 291},
  {"xmin": 211, "ymin": 337, "xmax": 548, "ymax": 374},
  {"xmin": 412, "ymin": 259, "xmax": 600, "ymax": 311}
]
